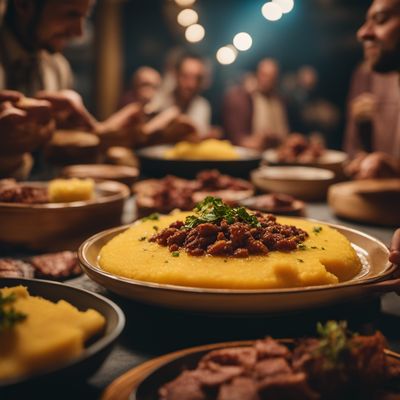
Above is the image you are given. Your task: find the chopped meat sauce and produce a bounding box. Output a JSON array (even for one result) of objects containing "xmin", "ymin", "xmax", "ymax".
[{"xmin": 150, "ymin": 212, "xmax": 308, "ymax": 258}]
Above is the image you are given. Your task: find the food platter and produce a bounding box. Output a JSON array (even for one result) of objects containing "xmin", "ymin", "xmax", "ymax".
[
  {"xmin": 136, "ymin": 144, "xmax": 262, "ymax": 179},
  {"xmin": 0, "ymin": 277, "xmax": 125, "ymax": 395},
  {"xmin": 262, "ymin": 149, "xmax": 348, "ymax": 177},
  {"xmin": 79, "ymin": 219, "xmax": 396, "ymax": 315},
  {"xmin": 0, "ymin": 180, "xmax": 130, "ymax": 251},
  {"xmin": 100, "ymin": 339, "xmax": 400, "ymax": 400}
]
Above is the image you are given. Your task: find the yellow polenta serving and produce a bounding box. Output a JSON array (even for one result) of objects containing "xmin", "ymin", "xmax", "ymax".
[
  {"xmin": 0, "ymin": 286, "xmax": 105, "ymax": 380},
  {"xmin": 99, "ymin": 211, "xmax": 361, "ymax": 289}
]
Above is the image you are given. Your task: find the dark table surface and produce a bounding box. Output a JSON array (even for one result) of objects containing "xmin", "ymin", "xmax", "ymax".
[{"xmin": 3, "ymin": 201, "xmax": 400, "ymax": 400}]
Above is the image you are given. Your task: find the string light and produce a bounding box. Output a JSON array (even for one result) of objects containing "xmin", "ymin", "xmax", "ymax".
[
  {"xmin": 273, "ymin": 0, "xmax": 294, "ymax": 13},
  {"xmin": 177, "ymin": 9, "xmax": 198, "ymax": 27},
  {"xmin": 233, "ymin": 32, "xmax": 253, "ymax": 51},
  {"xmin": 216, "ymin": 45, "xmax": 237, "ymax": 65},
  {"xmin": 185, "ymin": 24, "xmax": 205, "ymax": 43},
  {"xmin": 261, "ymin": 2, "xmax": 283, "ymax": 21},
  {"xmin": 175, "ymin": 0, "xmax": 196, "ymax": 6}
]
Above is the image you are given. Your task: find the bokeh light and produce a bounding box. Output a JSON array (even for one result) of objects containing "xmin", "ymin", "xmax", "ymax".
[
  {"xmin": 185, "ymin": 24, "xmax": 205, "ymax": 43},
  {"xmin": 174, "ymin": 0, "xmax": 196, "ymax": 7},
  {"xmin": 216, "ymin": 45, "xmax": 238, "ymax": 65},
  {"xmin": 261, "ymin": 2, "xmax": 283, "ymax": 21},
  {"xmin": 233, "ymin": 32, "xmax": 253, "ymax": 51},
  {"xmin": 177, "ymin": 9, "xmax": 198, "ymax": 27},
  {"xmin": 273, "ymin": 0, "xmax": 294, "ymax": 13}
]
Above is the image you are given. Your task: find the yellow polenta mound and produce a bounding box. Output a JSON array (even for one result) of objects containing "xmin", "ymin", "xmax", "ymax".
[
  {"xmin": 165, "ymin": 139, "xmax": 240, "ymax": 160},
  {"xmin": 0, "ymin": 286, "xmax": 105, "ymax": 380},
  {"xmin": 98, "ymin": 212, "xmax": 361, "ymax": 289},
  {"xmin": 48, "ymin": 178, "xmax": 94, "ymax": 202}
]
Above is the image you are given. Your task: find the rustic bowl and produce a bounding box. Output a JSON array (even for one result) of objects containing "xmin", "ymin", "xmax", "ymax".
[{"xmin": 0, "ymin": 180, "xmax": 130, "ymax": 251}]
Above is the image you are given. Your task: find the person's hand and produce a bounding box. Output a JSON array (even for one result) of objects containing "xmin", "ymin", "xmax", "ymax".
[
  {"xmin": 349, "ymin": 152, "xmax": 400, "ymax": 179},
  {"xmin": 350, "ymin": 92, "xmax": 376, "ymax": 123},
  {"xmin": 0, "ymin": 90, "xmax": 24, "ymax": 103},
  {"xmin": 0, "ymin": 98, "xmax": 54, "ymax": 155},
  {"xmin": 96, "ymin": 103, "xmax": 144, "ymax": 148},
  {"xmin": 390, "ymin": 229, "xmax": 400, "ymax": 265},
  {"xmin": 36, "ymin": 90, "xmax": 98, "ymax": 131}
]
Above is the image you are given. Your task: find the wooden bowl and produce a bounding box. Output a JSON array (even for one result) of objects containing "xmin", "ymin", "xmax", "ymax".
[
  {"xmin": 45, "ymin": 130, "xmax": 100, "ymax": 165},
  {"xmin": 251, "ymin": 166, "xmax": 335, "ymax": 201},
  {"xmin": 0, "ymin": 180, "xmax": 130, "ymax": 251},
  {"xmin": 61, "ymin": 164, "xmax": 139, "ymax": 188},
  {"xmin": 328, "ymin": 179, "xmax": 400, "ymax": 226}
]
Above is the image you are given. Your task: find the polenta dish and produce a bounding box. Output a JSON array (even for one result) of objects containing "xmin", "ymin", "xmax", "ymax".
[
  {"xmin": 0, "ymin": 286, "xmax": 105, "ymax": 381},
  {"xmin": 164, "ymin": 139, "xmax": 240, "ymax": 160},
  {"xmin": 99, "ymin": 197, "xmax": 361, "ymax": 290}
]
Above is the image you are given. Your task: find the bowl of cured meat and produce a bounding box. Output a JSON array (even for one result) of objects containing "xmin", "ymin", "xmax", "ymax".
[
  {"xmin": 263, "ymin": 134, "xmax": 348, "ymax": 178},
  {"xmin": 133, "ymin": 169, "xmax": 254, "ymax": 218},
  {"xmin": 0, "ymin": 179, "xmax": 129, "ymax": 251},
  {"xmin": 131, "ymin": 321, "xmax": 400, "ymax": 400}
]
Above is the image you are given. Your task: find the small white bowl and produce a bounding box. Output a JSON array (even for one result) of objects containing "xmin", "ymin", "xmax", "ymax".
[{"xmin": 251, "ymin": 166, "xmax": 335, "ymax": 201}]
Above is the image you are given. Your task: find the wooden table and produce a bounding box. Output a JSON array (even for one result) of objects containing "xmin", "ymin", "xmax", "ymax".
[{"xmin": 4, "ymin": 202, "xmax": 400, "ymax": 400}]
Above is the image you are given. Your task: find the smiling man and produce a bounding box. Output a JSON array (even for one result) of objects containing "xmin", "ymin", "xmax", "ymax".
[
  {"xmin": 345, "ymin": 0, "xmax": 400, "ymax": 176},
  {"xmin": 0, "ymin": 0, "xmax": 94, "ymax": 96}
]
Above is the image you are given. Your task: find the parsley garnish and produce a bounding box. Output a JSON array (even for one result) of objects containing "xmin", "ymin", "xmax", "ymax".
[
  {"xmin": 184, "ymin": 197, "xmax": 260, "ymax": 229},
  {"xmin": 313, "ymin": 226, "xmax": 323, "ymax": 234},
  {"xmin": 316, "ymin": 321, "xmax": 352, "ymax": 367},
  {"xmin": 297, "ymin": 258, "xmax": 304, "ymax": 263},
  {"xmin": 297, "ymin": 243, "xmax": 307, "ymax": 250},
  {"xmin": 172, "ymin": 251, "xmax": 180, "ymax": 257},
  {"xmin": 0, "ymin": 292, "xmax": 26, "ymax": 333},
  {"xmin": 153, "ymin": 225, "xmax": 159, "ymax": 231},
  {"xmin": 138, "ymin": 236, "xmax": 147, "ymax": 241},
  {"xmin": 141, "ymin": 213, "xmax": 160, "ymax": 222}
]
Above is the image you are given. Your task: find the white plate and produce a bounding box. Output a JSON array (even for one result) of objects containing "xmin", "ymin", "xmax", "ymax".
[{"xmin": 79, "ymin": 220, "xmax": 394, "ymax": 315}]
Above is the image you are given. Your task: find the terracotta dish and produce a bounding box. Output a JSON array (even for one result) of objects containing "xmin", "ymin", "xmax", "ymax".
[
  {"xmin": 79, "ymin": 220, "xmax": 395, "ymax": 315},
  {"xmin": 0, "ymin": 180, "xmax": 129, "ymax": 251},
  {"xmin": 238, "ymin": 194, "xmax": 305, "ymax": 216},
  {"xmin": 251, "ymin": 166, "xmax": 335, "ymax": 201}
]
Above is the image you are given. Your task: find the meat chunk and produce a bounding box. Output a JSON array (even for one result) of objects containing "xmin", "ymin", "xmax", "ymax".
[
  {"xmin": 0, "ymin": 258, "xmax": 34, "ymax": 278},
  {"xmin": 30, "ymin": 251, "xmax": 81, "ymax": 280}
]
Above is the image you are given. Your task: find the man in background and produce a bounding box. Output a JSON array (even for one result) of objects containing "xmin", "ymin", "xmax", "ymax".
[
  {"xmin": 119, "ymin": 66, "xmax": 161, "ymax": 110},
  {"xmin": 345, "ymin": 0, "xmax": 400, "ymax": 178},
  {"xmin": 223, "ymin": 58, "xmax": 289, "ymax": 150}
]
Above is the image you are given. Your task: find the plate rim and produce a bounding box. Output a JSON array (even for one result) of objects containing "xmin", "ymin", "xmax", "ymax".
[{"xmin": 78, "ymin": 217, "xmax": 394, "ymax": 296}]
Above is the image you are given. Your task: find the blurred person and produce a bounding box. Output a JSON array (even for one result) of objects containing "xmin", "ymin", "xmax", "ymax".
[
  {"xmin": 119, "ymin": 66, "xmax": 161, "ymax": 109},
  {"xmin": 285, "ymin": 65, "xmax": 339, "ymax": 138},
  {"xmin": 0, "ymin": 90, "xmax": 54, "ymax": 178},
  {"xmin": 223, "ymin": 58, "xmax": 289, "ymax": 150},
  {"xmin": 344, "ymin": 0, "xmax": 400, "ymax": 179},
  {"xmin": 155, "ymin": 53, "xmax": 211, "ymax": 138}
]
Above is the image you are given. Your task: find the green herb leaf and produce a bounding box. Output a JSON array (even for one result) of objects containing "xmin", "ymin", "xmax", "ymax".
[
  {"xmin": 0, "ymin": 292, "xmax": 27, "ymax": 333},
  {"xmin": 172, "ymin": 251, "xmax": 180, "ymax": 257},
  {"xmin": 313, "ymin": 226, "xmax": 323, "ymax": 234},
  {"xmin": 297, "ymin": 243, "xmax": 307, "ymax": 250},
  {"xmin": 138, "ymin": 236, "xmax": 147, "ymax": 241},
  {"xmin": 184, "ymin": 197, "xmax": 261, "ymax": 229},
  {"xmin": 316, "ymin": 321, "xmax": 352, "ymax": 367},
  {"xmin": 141, "ymin": 213, "xmax": 160, "ymax": 222}
]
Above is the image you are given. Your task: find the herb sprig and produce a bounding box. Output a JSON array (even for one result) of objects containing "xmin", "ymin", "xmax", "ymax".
[
  {"xmin": 184, "ymin": 197, "xmax": 260, "ymax": 229},
  {"xmin": 316, "ymin": 320, "xmax": 352, "ymax": 367},
  {"xmin": 0, "ymin": 291, "xmax": 26, "ymax": 333}
]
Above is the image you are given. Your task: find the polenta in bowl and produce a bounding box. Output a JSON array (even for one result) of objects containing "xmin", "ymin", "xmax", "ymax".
[{"xmin": 98, "ymin": 197, "xmax": 362, "ymax": 290}]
